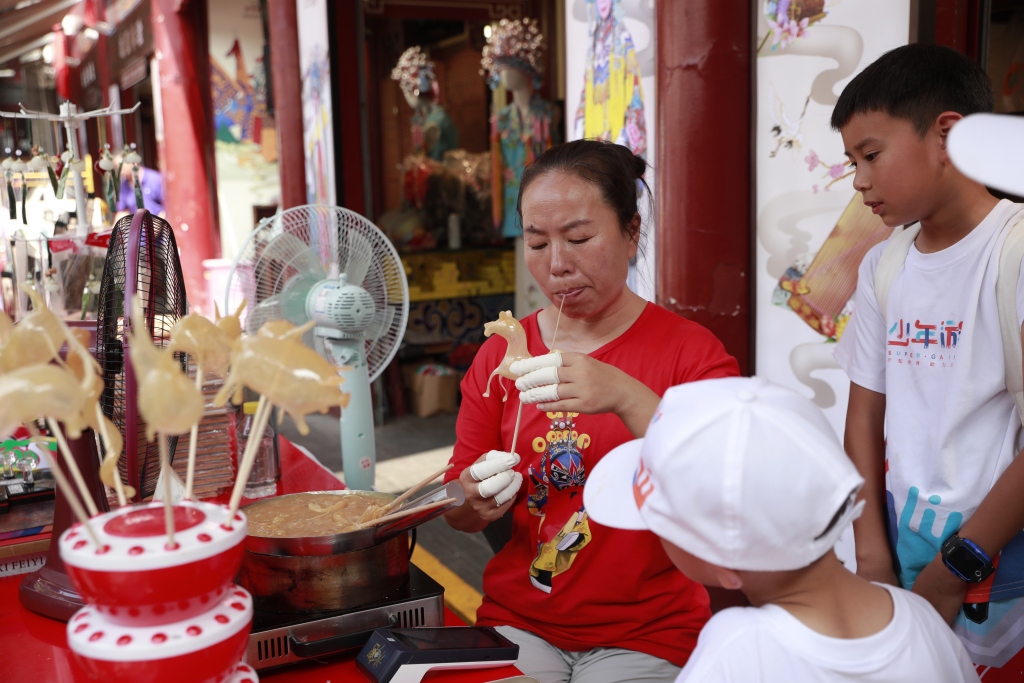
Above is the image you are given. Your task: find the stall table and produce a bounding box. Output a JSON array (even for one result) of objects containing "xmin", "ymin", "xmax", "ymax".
[{"xmin": 0, "ymin": 439, "xmax": 522, "ymax": 682}]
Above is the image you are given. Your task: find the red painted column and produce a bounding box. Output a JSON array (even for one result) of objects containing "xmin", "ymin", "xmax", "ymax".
[
  {"xmin": 335, "ymin": 0, "xmax": 365, "ymax": 215},
  {"xmin": 267, "ymin": 0, "xmax": 306, "ymax": 209},
  {"xmin": 151, "ymin": 0, "xmax": 220, "ymax": 313},
  {"xmin": 656, "ymin": 0, "xmax": 753, "ymax": 375}
]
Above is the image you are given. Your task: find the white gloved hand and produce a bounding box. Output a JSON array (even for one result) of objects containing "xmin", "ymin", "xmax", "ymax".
[
  {"xmin": 512, "ymin": 353, "xmax": 563, "ymax": 406},
  {"xmin": 469, "ymin": 450, "xmax": 521, "ymax": 481},
  {"xmin": 477, "ymin": 470, "xmax": 524, "ymax": 506},
  {"xmin": 470, "ymin": 450, "xmax": 524, "ymax": 507},
  {"xmin": 510, "ymin": 352, "xmax": 563, "ymax": 377}
]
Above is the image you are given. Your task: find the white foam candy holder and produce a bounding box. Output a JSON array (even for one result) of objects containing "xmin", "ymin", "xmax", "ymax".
[
  {"xmin": 229, "ymin": 662, "xmax": 260, "ymax": 682},
  {"xmin": 60, "ymin": 500, "xmax": 247, "ymax": 572},
  {"xmin": 67, "ymin": 584, "xmax": 253, "ymax": 662}
]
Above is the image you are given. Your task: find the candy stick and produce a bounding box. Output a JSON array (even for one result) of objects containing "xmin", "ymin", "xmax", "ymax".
[
  {"xmin": 45, "ymin": 417, "xmax": 98, "ymax": 517},
  {"xmin": 184, "ymin": 370, "xmax": 204, "ymax": 500},
  {"xmin": 42, "ymin": 420, "xmax": 101, "ymax": 547},
  {"xmin": 510, "ymin": 295, "xmax": 564, "ymax": 457},
  {"xmin": 228, "ymin": 395, "xmax": 272, "ymax": 519},
  {"xmin": 356, "ymin": 498, "xmax": 457, "ymax": 530},
  {"xmin": 509, "ymin": 402, "xmax": 525, "ymax": 457},
  {"xmin": 158, "ymin": 433, "xmax": 176, "ymax": 547},
  {"xmin": 381, "ymin": 463, "xmax": 454, "ymax": 514}
]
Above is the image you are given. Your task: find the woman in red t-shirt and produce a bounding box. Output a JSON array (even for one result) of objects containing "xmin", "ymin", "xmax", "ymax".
[{"xmin": 444, "ymin": 140, "xmax": 739, "ymax": 682}]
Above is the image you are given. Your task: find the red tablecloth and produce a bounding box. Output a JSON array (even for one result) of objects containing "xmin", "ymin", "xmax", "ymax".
[
  {"xmin": 0, "ymin": 439, "xmax": 522, "ymax": 682},
  {"xmin": 0, "ymin": 575, "xmax": 519, "ymax": 682}
]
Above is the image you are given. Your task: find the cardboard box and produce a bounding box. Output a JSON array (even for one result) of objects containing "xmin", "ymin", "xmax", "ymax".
[{"xmin": 404, "ymin": 365, "xmax": 460, "ymax": 418}]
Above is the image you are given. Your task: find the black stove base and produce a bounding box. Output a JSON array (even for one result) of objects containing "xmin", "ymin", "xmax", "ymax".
[{"xmin": 247, "ymin": 563, "xmax": 445, "ymax": 671}]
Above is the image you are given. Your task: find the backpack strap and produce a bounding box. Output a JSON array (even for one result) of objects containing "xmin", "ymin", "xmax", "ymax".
[
  {"xmin": 997, "ymin": 218, "xmax": 1024, "ymax": 425},
  {"xmin": 873, "ymin": 224, "xmax": 923, "ymax": 319}
]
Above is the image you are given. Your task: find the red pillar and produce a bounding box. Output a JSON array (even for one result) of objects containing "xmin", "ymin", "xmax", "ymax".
[
  {"xmin": 151, "ymin": 0, "xmax": 220, "ymax": 313},
  {"xmin": 656, "ymin": 0, "xmax": 753, "ymax": 375},
  {"xmin": 335, "ymin": 0, "xmax": 365, "ymax": 215},
  {"xmin": 267, "ymin": 0, "xmax": 306, "ymax": 209}
]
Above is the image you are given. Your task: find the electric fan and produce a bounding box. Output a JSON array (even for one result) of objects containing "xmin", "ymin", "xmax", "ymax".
[
  {"xmin": 226, "ymin": 204, "xmax": 409, "ymax": 490},
  {"xmin": 94, "ymin": 209, "xmax": 188, "ymax": 500}
]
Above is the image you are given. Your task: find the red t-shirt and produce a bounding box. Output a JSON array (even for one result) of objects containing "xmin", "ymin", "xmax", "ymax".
[{"xmin": 446, "ymin": 303, "xmax": 740, "ymax": 667}]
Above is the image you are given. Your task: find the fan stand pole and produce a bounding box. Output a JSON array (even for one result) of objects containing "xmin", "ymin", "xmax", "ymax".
[
  {"xmin": 45, "ymin": 418, "xmax": 99, "ymax": 518},
  {"xmin": 44, "ymin": 419, "xmax": 101, "ymax": 547},
  {"xmin": 228, "ymin": 395, "xmax": 273, "ymax": 519},
  {"xmin": 184, "ymin": 370, "xmax": 204, "ymax": 501},
  {"xmin": 158, "ymin": 434, "xmax": 176, "ymax": 548}
]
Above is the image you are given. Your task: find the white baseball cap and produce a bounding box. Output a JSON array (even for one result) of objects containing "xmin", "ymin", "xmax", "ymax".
[{"xmin": 584, "ymin": 377, "xmax": 865, "ymax": 572}]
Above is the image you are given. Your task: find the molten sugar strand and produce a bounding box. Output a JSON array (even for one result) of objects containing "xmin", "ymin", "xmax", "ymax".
[
  {"xmin": 551, "ymin": 293, "xmax": 566, "ymax": 351},
  {"xmin": 158, "ymin": 434, "xmax": 176, "ymax": 547},
  {"xmin": 381, "ymin": 463, "xmax": 454, "ymax": 515},
  {"xmin": 43, "ymin": 418, "xmax": 101, "ymax": 547},
  {"xmin": 228, "ymin": 395, "xmax": 273, "ymax": 519},
  {"xmin": 45, "ymin": 417, "xmax": 99, "ymax": 517},
  {"xmin": 94, "ymin": 403, "xmax": 128, "ymax": 507},
  {"xmin": 355, "ymin": 497, "xmax": 457, "ymax": 530},
  {"xmin": 184, "ymin": 371, "xmax": 203, "ymax": 500}
]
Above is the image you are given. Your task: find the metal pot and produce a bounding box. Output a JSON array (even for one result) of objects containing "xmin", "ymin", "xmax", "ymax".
[{"xmin": 239, "ymin": 484, "xmax": 463, "ymax": 613}]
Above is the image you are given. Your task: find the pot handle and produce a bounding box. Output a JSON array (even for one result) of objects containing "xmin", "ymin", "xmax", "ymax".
[{"xmin": 288, "ymin": 614, "xmax": 399, "ymax": 658}]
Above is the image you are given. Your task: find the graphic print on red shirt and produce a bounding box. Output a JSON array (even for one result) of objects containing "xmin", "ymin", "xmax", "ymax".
[{"xmin": 448, "ymin": 303, "xmax": 740, "ymax": 666}]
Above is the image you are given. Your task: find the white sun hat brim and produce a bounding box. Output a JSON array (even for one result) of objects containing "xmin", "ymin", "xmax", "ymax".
[
  {"xmin": 584, "ymin": 438, "xmax": 648, "ymax": 531},
  {"xmin": 948, "ymin": 113, "xmax": 1024, "ymax": 197}
]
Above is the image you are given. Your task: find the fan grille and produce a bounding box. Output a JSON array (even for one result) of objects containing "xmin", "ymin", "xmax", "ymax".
[
  {"xmin": 229, "ymin": 205, "xmax": 409, "ymax": 382},
  {"xmin": 95, "ymin": 212, "xmax": 188, "ymax": 500}
]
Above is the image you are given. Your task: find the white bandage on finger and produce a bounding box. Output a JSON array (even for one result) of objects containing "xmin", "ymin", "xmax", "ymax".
[
  {"xmin": 493, "ymin": 471, "xmax": 523, "ymax": 506},
  {"xmin": 477, "ymin": 469, "xmax": 514, "ymax": 498},
  {"xmin": 515, "ymin": 365, "xmax": 559, "ymax": 391},
  {"xmin": 510, "ymin": 352, "xmax": 563, "ymax": 377},
  {"xmin": 520, "ymin": 384, "xmax": 560, "ymax": 405},
  {"xmin": 470, "ymin": 451, "xmax": 520, "ymax": 481}
]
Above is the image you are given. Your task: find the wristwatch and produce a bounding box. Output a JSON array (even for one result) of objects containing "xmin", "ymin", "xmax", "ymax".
[{"xmin": 940, "ymin": 534, "xmax": 995, "ymax": 583}]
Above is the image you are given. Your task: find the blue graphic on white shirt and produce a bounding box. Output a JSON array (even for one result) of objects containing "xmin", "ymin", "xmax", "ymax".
[{"xmin": 890, "ymin": 486, "xmax": 963, "ymax": 589}]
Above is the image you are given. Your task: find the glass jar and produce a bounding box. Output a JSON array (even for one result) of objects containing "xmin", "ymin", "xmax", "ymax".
[{"xmin": 237, "ymin": 401, "xmax": 279, "ymax": 499}]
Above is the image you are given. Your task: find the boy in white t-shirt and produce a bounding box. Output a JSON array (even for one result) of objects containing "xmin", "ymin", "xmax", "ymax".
[
  {"xmin": 833, "ymin": 44, "xmax": 1024, "ymax": 676},
  {"xmin": 584, "ymin": 377, "xmax": 977, "ymax": 682}
]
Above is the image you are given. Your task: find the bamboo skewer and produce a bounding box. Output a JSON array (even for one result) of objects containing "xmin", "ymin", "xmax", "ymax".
[
  {"xmin": 228, "ymin": 395, "xmax": 272, "ymax": 519},
  {"xmin": 509, "ymin": 294, "xmax": 565, "ymax": 457},
  {"xmin": 509, "ymin": 402, "xmax": 525, "ymax": 456},
  {"xmin": 184, "ymin": 370, "xmax": 204, "ymax": 500},
  {"xmin": 158, "ymin": 434, "xmax": 176, "ymax": 548},
  {"xmin": 45, "ymin": 417, "xmax": 99, "ymax": 517},
  {"xmin": 42, "ymin": 420, "xmax": 101, "ymax": 547},
  {"xmin": 381, "ymin": 463, "xmax": 454, "ymax": 515},
  {"xmin": 356, "ymin": 498, "xmax": 457, "ymax": 530}
]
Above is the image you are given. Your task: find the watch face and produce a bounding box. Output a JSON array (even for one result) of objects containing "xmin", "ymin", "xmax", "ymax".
[{"xmin": 948, "ymin": 544, "xmax": 987, "ymax": 578}]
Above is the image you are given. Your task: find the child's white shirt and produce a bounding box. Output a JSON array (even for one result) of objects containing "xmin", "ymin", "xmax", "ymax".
[
  {"xmin": 834, "ymin": 199, "xmax": 1024, "ymax": 667},
  {"xmin": 677, "ymin": 585, "xmax": 978, "ymax": 682}
]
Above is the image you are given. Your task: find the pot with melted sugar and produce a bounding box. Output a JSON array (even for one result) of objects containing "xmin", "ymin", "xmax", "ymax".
[
  {"xmin": 246, "ymin": 492, "xmax": 388, "ymax": 538},
  {"xmin": 242, "ymin": 490, "xmax": 400, "ymax": 556}
]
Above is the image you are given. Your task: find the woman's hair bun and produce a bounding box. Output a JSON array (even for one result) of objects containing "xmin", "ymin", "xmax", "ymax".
[{"xmin": 632, "ymin": 154, "xmax": 647, "ymax": 180}]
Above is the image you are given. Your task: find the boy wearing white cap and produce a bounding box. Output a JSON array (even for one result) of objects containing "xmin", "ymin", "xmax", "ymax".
[{"xmin": 584, "ymin": 377, "xmax": 978, "ymax": 682}]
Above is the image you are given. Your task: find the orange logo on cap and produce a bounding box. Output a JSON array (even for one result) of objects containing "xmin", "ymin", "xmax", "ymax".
[{"xmin": 633, "ymin": 460, "xmax": 654, "ymax": 510}]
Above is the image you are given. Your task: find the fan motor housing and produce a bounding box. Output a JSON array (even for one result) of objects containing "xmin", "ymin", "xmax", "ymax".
[{"xmin": 307, "ymin": 281, "xmax": 376, "ymax": 334}]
